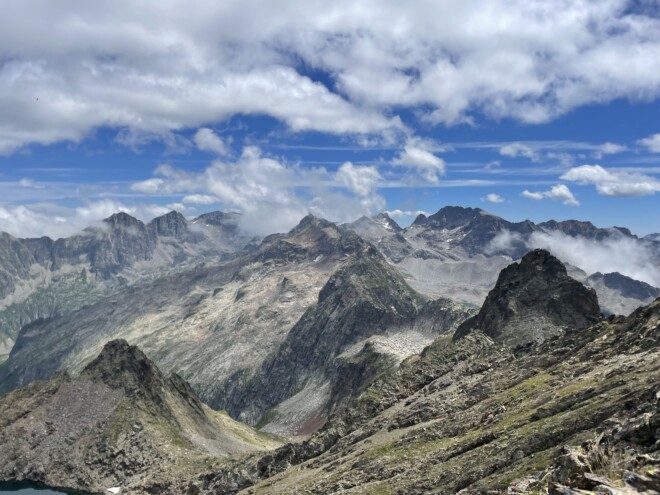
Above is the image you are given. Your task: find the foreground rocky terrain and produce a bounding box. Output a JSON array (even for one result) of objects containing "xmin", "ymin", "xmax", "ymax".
[
  {"xmin": 183, "ymin": 254, "xmax": 660, "ymax": 495},
  {"xmin": 0, "ymin": 339, "xmax": 280, "ymax": 494},
  {"xmin": 1, "ymin": 250, "xmax": 658, "ymax": 495}
]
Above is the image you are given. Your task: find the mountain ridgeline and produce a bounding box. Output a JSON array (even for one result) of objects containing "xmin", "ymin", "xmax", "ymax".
[
  {"xmin": 0, "ymin": 210, "xmax": 252, "ymax": 357},
  {"xmin": 0, "ymin": 207, "xmax": 659, "ymax": 494},
  {"xmin": 345, "ymin": 206, "xmax": 660, "ymax": 314}
]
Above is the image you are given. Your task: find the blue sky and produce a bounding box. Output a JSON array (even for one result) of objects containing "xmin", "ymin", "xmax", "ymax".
[{"xmin": 0, "ymin": 1, "xmax": 659, "ymax": 238}]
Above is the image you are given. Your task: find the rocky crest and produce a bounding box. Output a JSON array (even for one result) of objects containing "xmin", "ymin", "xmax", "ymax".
[
  {"xmin": 454, "ymin": 249, "xmax": 601, "ymax": 346},
  {"xmin": 0, "ymin": 340, "xmax": 280, "ymax": 494}
]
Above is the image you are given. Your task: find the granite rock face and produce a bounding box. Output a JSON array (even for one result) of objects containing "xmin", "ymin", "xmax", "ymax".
[{"xmin": 454, "ymin": 249, "xmax": 601, "ymax": 346}]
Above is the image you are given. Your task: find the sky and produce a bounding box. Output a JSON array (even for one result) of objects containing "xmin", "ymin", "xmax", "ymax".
[{"xmin": 0, "ymin": 0, "xmax": 659, "ymax": 239}]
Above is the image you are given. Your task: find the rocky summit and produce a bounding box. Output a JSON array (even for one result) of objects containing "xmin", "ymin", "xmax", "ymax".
[
  {"xmin": 0, "ymin": 339, "xmax": 281, "ymax": 494},
  {"xmin": 454, "ymin": 249, "xmax": 602, "ymax": 347}
]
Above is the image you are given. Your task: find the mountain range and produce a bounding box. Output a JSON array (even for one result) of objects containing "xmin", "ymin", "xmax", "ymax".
[
  {"xmin": 0, "ymin": 210, "xmax": 253, "ymax": 358},
  {"xmin": 344, "ymin": 206, "xmax": 660, "ymax": 314},
  {"xmin": 0, "ymin": 247, "xmax": 657, "ymax": 494},
  {"xmin": 0, "ymin": 206, "xmax": 658, "ymax": 494}
]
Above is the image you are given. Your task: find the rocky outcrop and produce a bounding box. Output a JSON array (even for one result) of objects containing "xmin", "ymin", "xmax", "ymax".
[
  {"xmin": 454, "ymin": 249, "xmax": 601, "ymax": 346},
  {"xmin": 0, "ymin": 340, "xmax": 281, "ymax": 494}
]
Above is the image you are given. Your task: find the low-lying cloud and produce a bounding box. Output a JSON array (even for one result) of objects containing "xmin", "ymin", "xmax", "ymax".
[{"xmin": 489, "ymin": 228, "xmax": 660, "ymax": 288}]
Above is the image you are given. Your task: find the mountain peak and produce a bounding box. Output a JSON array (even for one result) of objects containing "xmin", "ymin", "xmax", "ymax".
[
  {"xmin": 103, "ymin": 212, "xmax": 143, "ymax": 229},
  {"xmin": 83, "ymin": 339, "xmax": 167, "ymax": 401},
  {"xmin": 374, "ymin": 212, "xmax": 402, "ymax": 232},
  {"xmin": 193, "ymin": 210, "xmax": 241, "ymax": 226},
  {"xmin": 411, "ymin": 205, "xmax": 501, "ymax": 230},
  {"xmin": 148, "ymin": 210, "xmax": 189, "ymax": 238},
  {"xmin": 454, "ymin": 249, "xmax": 601, "ymax": 346},
  {"xmin": 289, "ymin": 213, "xmax": 335, "ymax": 234}
]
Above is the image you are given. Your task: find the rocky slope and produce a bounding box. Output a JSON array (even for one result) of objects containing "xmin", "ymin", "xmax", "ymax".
[
  {"xmin": 453, "ymin": 249, "xmax": 601, "ymax": 346},
  {"xmin": 0, "ymin": 215, "xmax": 472, "ymax": 438},
  {"xmin": 185, "ymin": 292, "xmax": 660, "ymax": 495},
  {"xmin": 345, "ymin": 206, "xmax": 660, "ymax": 315},
  {"xmin": 0, "ymin": 339, "xmax": 281, "ymax": 494},
  {"xmin": 0, "ymin": 210, "xmax": 252, "ymax": 359},
  {"xmin": 2, "ymin": 253, "xmax": 659, "ymax": 495}
]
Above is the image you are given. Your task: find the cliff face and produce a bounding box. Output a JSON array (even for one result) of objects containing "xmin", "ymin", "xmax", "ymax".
[
  {"xmin": 454, "ymin": 249, "xmax": 601, "ymax": 346},
  {"xmin": 0, "ymin": 340, "xmax": 281, "ymax": 494}
]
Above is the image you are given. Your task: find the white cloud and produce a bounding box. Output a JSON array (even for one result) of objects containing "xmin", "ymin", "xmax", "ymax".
[
  {"xmin": 386, "ymin": 209, "xmax": 428, "ymax": 218},
  {"xmin": 597, "ymin": 142, "xmax": 627, "ymax": 156},
  {"xmin": 2, "ymin": 2, "xmax": 659, "ymax": 152},
  {"xmin": 499, "ymin": 143, "xmax": 539, "ymax": 161},
  {"xmin": 561, "ymin": 164, "xmax": 660, "ymax": 197},
  {"xmin": 521, "ymin": 184, "xmax": 580, "ymax": 206},
  {"xmin": 0, "ymin": 200, "xmax": 170, "ymax": 239},
  {"xmin": 129, "ymin": 146, "xmax": 386, "ymax": 235},
  {"xmin": 335, "ymin": 162, "xmax": 381, "ymax": 197},
  {"xmin": 392, "ymin": 139, "xmax": 446, "ymax": 183},
  {"xmin": 182, "ymin": 194, "xmax": 218, "ymax": 205},
  {"xmin": 193, "ymin": 128, "xmax": 230, "ymax": 156},
  {"xmin": 130, "ymin": 178, "xmax": 166, "ymax": 194},
  {"xmin": 483, "ymin": 193, "xmax": 505, "ymax": 203},
  {"xmin": 638, "ymin": 133, "xmax": 660, "ymax": 153},
  {"xmin": 488, "ymin": 228, "xmax": 660, "ymax": 287}
]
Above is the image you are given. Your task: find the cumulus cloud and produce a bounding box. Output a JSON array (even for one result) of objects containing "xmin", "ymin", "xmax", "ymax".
[
  {"xmin": 561, "ymin": 164, "xmax": 660, "ymax": 197},
  {"xmin": 2, "ymin": 2, "xmax": 659, "ymax": 152},
  {"xmin": 335, "ymin": 162, "xmax": 381, "ymax": 197},
  {"xmin": 182, "ymin": 194, "xmax": 219, "ymax": 205},
  {"xmin": 0, "ymin": 200, "xmax": 170, "ymax": 239},
  {"xmin": 193, "ymin": 128, "xmax": 230, "ymax": 156},
  {"xmin": 386, "ymin": 209, "xmax": 428, "ymax": 218},
  {"xmin": 129, "ymin": 146, "xmax": 386, "ymax": 235},
  {"xmin": 483, "ymin": 193, "xmax": 505, "ymax": 203},
  {"xmin": 131, "ymin": 178, "xmax": 166, "ymax": 194},
  {"xmin": 392, "ymin": 139, "xmax": 446, "ymax": 183},
  {"xmin": 521, "ymin": 184, "xmax": 580, "ymax": 206},
  {"xmin": 499, "ymin": 143, "xmax": 539, "ymax": 161},
  {"xmin": 638, "ymin": 133, "xmax": 660, "ymax": 153},
  {"xmin": 488, "ymin": 229, "xmax": 660, "ymax": 288}
]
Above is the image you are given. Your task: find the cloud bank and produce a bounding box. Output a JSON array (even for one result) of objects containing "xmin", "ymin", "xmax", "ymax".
[
  {"xmin": 489, "ymin": 229, "xmax": 660, "ymax": 288},
  {"xmin": 2, "ymin": 1, "xmax": 660, "ymax": 152}
]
